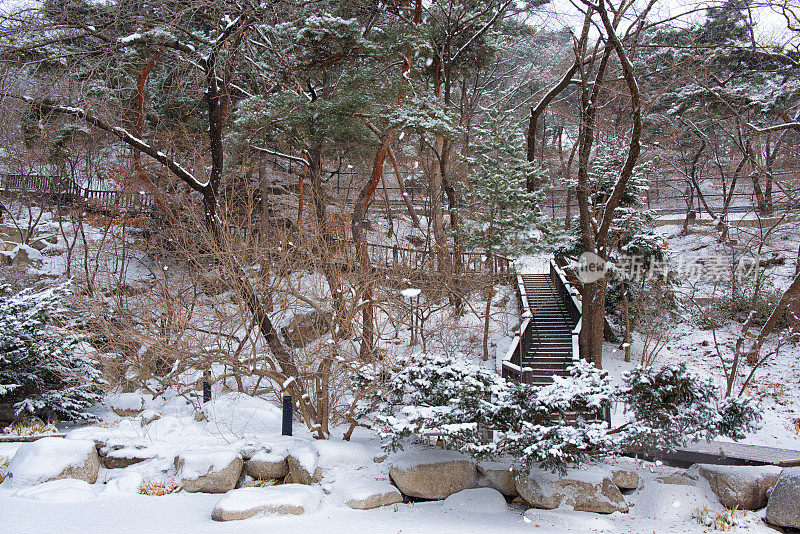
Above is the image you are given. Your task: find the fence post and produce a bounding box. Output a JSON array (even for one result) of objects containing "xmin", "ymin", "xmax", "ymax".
[{"xmin": 282, "ymin": 392, "xmax": 293, "ymax": 436}]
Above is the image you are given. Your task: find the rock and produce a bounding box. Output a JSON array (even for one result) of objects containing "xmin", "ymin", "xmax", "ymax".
[
  {"xmin": 3, "ymin": 437, "xmax": 99, "ymax": 487},
  {"xmin": 9, "ymin": 245, "xmax": 43, "ymax": 269},
  {"xmin": 338, "ymin": 479, "xmax": 403, "ymax": 510},
  {"xmin": 280, "ymin": 310, "xmax": 332, "ymax": 348},
  {"xmin": 373, "ymin": 455, "xmax": 387, "ymax": 463},
  {"xmin": 389, "ymin": 449, "xmax": 477, "ymax": 500},
  {"xmin": 690, "ymin": 464, "xmax": 780, "ymax": 510},
  {"xmin": 139, "ymin": 410, "xmax": 162, "ymax": 426},
  {"xmin": 245, "ymin": 450, "xmax": 289, "ymax": 480},
  {"xmin": 766, "ymin": 467, "xmax": 800, "ymax": 528},
  {"xmin": 515, "ymin": 468, "xmax": 628, "ymax": 514},
  {"xmin": 443, "ymin": 488, "xmax": 509, "ymax": 515},
  {"xmin": 109, "ymin": 392, "xmax": 145, "ymax": 417},
  {"xmin": 211, "ymin": 484, "xmax": 324, "ymax": 521},
  {"xmin": 611, "ymin": 469, "xmax": 639, "ymax": 490},
  {"xmin": 100, "ymin": 446, "xmax": 156, "ymax": 469},
  {"xmin": 175, "ymin": 449, "xmax": 243, "ymax": 493},
  {"xmin": 478, "ymin": 461, "xmax": 518, "ymax": 496},
  {"xmin": 287, "ymin": 447, "xmax": 322, "ymax": 485}
]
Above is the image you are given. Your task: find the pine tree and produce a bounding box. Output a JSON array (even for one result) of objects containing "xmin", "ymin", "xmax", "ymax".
[{"xmin": 0, "ymin": 283, "xmax": 104, "ymax": 422}]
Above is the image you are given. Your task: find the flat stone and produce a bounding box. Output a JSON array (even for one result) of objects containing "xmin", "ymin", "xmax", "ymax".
[
  {"xmin": 339, "ymin": 479, "xmax": 403, "ymax": 510},
  {"xmin": 245, "ymin": 450, "xmax": 289, "ymax": 480},
  {"xmin": 211, "ymin": 484, "xmax": 324, "ymax": 521},
  {"xmin": 611, "ymin": 469, "xmax": 639, "ymax": 490},
  {"xmin": 389, "ymin": 449, "xmax": 477, "ymax": 500}
]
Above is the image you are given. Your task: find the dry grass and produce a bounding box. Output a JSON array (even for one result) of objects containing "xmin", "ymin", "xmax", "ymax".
[
  {"xmin": 2, "ymin": 420, "xmax": 59, "ymax": 437},
  {"xmin": 138, "ymin": 481, "xmax": 180, "ymax": 496},
  {"xmin": 0, "ymin": 457, "xmax": 9, "ymax": 484},
  {"xmin": 244, "ymin": 477, "xmax": 281, "ymax": 488},
  {"xmin": 692, "ymin": 505, "xmax": 739, "ymax": 531}
]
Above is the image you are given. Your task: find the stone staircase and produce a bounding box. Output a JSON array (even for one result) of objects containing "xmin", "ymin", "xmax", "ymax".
[{"xmin": 519, "ymin": 273, "xmax": 579, "ymax": 386}]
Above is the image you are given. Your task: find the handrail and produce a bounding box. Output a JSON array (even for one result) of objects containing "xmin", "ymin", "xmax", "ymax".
[{"xmin": 550, "ymin": 259, "xmax": 582, "ymax": 363}]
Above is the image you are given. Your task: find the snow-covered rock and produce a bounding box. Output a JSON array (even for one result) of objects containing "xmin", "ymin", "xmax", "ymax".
[
  {"xmin": 12, "ymin": 479, "xmax": 97, "ymax": 502},
  {"xmin": 100, "ymin": 446, "xmax": 157, "ymax": 469},
  {"xmin": 174, "ymin": 449, "xmax": 243, "ymax": 493},
  {"xmin": 766, "ymin": 467, "xmax": 800, "ymax": 528},
  {"xmin": 287, "ymin": 445, "xmax": 321, "ymax": 485},
  {"xmin": 109, "ymin": 392, "xmax": 146, "ymax": 417},
  {"xmin": 335, "ymin": 479, "xmax": 403, "ymax": 510},
  {"xmin": 611, "ymin": 469, "xmax": 639, "ymax": 490},
  {"xmin": 3, "ymin": 437, "xmax": 99, "ymax": 488},
  {"xmin": 211, "ymin": 484, "xmax": 324, "ymax": 521},
  {"xmin": 139, "ymin": 410, "xmax": 162, "ymax": 426},
  {"xmin": 442, "ymin": 488, "xmax": 508, "ymax": 514},
  {"xmin": 245, "ymin": 449, "xmax": 289, "ymax": 480},
  {"xmin": 690, "ymin": 463, "xmax": 780, "ymax": 510},
  {"xmin": 478, "ymin": 461, "xmax": 518, "ymax": 496},
  {"xmin": 389, "ymin": 449, "xmax": 477, "ymax": 500},
  {"xmin": 515, "ymin": 467, "xmax": 628, "ymax": 514}
]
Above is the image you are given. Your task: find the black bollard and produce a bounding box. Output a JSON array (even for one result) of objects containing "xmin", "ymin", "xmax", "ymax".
[
  {"xmin": 282, "ymin": 392, "xmax": 293, "ymax": 436},
  {"xmin": 202, "ymin": 370, "xmax": 211, "ymax": 403}
]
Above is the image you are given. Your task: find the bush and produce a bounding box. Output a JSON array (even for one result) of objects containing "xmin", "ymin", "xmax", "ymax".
[
  {"xmin": 0, "ymin": 282, "xmax": 105, "ymax": 421},
  {"xmin": 366, "ymin": 356, "xmax": 760, "ymax": 473}
]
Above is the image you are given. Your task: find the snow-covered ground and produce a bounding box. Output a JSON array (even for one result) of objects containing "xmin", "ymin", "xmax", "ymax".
[{"xmin": 2, "ymin": 203, "xmax": 800, "ymax": 533}]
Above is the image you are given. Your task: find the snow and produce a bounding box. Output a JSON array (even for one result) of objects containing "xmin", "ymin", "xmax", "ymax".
[
  {"xmin": 102, "ymin": 472, "xmax": 144, "ymax": 494},
  {"xmin": 400, "ymin": 288, "xmax": 421, "ymax": 299},
  {"xmin": 108, "ymin": 392, "xmax": 145, "ymax": 413},
  {"xmin": 12, "ymin": 479, "xmax": 98, "ymax": 503},
  {"xmin": 2, "ymin": 438, "xmax": 95, "ymax": 488},
  {"xmin": 442, "ymin": 488, "xmax": 509, "ymax": 515},
  {"xmin": 200, "ymin": 393, "xmax": 284, "ymax": 438},
  {"xmin": 212, "ymin": 484, "xmax": 323, "ymax": 515}
]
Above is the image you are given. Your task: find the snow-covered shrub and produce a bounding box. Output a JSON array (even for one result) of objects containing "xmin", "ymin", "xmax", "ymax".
[
  {"xmin": 368, "ymin": 357, "xmax": 760, "ymax": 473},
  {"xmin": 616, "ymin": 363, "xmax": 760, "ymax": 453},
  {"xmin": 0, "ymin": 282, "xmax": 104, "ymax": 421},
  {"xmin": 369, "ymin": 355, "xmax": 613, "ymax": 471}
]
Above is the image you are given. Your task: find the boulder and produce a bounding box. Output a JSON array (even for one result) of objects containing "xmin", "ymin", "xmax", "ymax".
[
  {"xmin": 766, "ymin": 467, "xmax": 800, "ymax": 528},
  {"xmin": 139, "ymin": 410, "xmax": 162, "ymax": 426},
  {"xmin": 100, "ymin": 446, "xmax": 156, "ymax": 469},
  {"xmin": 690, "ymin": 464, "xmax": 780, "ymax": 510},
  {"xmin": 9, "ymin": 245, "xmax": 43, "ymax": 269},
  {"xmin": 443, "ymin": 488, "xmax": 509, "ymax": 515},
  {"xmin": 245, "ymin": 449, "xmax": 289, "ymax": 480},
  {"xmin": 287, "ymin": 446, "xmax": 322, "ymax": 485},
  {"xmin": 611, "ymin": 469, "xmax": 639, "ymax": 490},
  {"xmin": 478, "ymin": 461, "xmax": 518, "ymax": 496},
  {"xmin": 338, "ymin": 479, "xmax": 403, "ymax": 510},
  {"xmin": 515, "ymin": 468, "xmax": 628, "ymax": 514},
  {"xmin": 211, "ymin": 484, "xmax": 324, "ymax": 521},
  {"xmin": 280, "ymin": 310, "xmax": 332, "ymax": 348},
  {"xmin": 175, "ymin": 449, "xmax": 243, "ymax": 493},
  {"xmin": 3, "ymin": 437, "xmax": 99, "ymax": 487},
  {"xmin": 109, "ymin": 392, "xmax": 145, "ymax": 417},
  {"xmin": 389, "ymin": 449, "xmax": 477, "ymax": 500}
]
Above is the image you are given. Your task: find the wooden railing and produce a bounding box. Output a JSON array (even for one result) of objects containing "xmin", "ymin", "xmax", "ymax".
[
  {"xmin": 337, "ymin": 240, "xmax": 513, "ymax": 278},
  {"xmin": 0, "ymin": 173, "xmax": 153, "ymax": 213}
]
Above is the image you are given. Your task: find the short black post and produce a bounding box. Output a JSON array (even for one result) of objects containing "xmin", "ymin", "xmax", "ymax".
[
  {"xmin": 282, "ymin": 392, "xmax": 293, "ymax": 436},
  {"xmin": 202, "ymin": 370, "xmax": 211, "ymax": 403}
]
